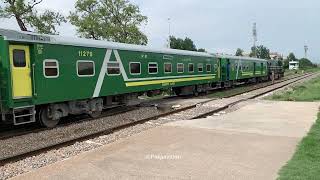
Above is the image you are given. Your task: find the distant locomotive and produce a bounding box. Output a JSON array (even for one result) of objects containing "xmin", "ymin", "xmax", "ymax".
[{"xmin": 0, "ymin": 29, "xmax": 283, "ymax": 127}]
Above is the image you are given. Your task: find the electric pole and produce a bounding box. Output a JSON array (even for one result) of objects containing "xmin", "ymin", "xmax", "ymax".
[
  {"xmin": 304, "ymin": 45, "xmax": 308, "ymax": 59},
  {"xmin": 253, "ymin": 22, "xmax": 257, "ymax": 57},
  {"xmin": 167, "ymin": 18, "xmax": 171, "ymax": 48}
]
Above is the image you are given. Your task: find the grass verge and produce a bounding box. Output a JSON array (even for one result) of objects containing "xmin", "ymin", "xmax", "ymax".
[
  {"xmin": 278, "ymin": 113, "xmax": 320, "ymax": 180},
  {"xmin": 267, "ymin": 75, "xmax": 320, "ymax": 101}
]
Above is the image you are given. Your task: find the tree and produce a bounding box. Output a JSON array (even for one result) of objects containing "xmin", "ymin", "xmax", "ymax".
[
  {"xmin": 299, "ymin": 58, "xmax": 316, "ymax": 69},
  {"xmin": 169, "ymin": 36, "xmax": 205, "ymax": 52},
  {"xmin": 0, "ymin": 0, "xmax": 66, "ymax": 34},
  {"xmin": 197, "ymin": 48, "xmax": 206, "ymax": 52},
  {"xmin": 69, "ymin": 0, "xmax": 148, "ymax": 45},
  {"xmin": 287, "ymin": 52, "xmax": 296, "ymax": 62},
  {"xmin": 250, "ymin": 45, "xmax": 271, "ymax": 59},
  {"xmin": 235, "ymin": 48, "xmax": 244, "ymax": 56},
  {"xmin": 182, "ymin": 37, "xmax": 197, "ymax": 51},
  {"xmin": 170, "ymin": 36, "xmax": 196, "ymax": 51},
  {"xmin": 283, "ymin": 59, "xmax": 289, "ymax": 69}
]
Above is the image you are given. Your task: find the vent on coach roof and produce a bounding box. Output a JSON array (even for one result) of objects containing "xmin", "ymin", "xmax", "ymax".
[
  {"xmin": 0, "ymin": 29, "xmax": 51, "ymax": 42},
  {"xmin": 17, "ymin": 34, "xmax": 51, "ymax": 42}
]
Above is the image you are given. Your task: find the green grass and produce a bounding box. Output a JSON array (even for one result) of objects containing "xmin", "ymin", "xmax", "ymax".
[
  {"xmin": 267, "ymin": 76, "xmax": 320, "ymax": 101},
  {"xmin": 284, "ymin": 68, "xmax": 320, "ymax": 77},
  {"xmin": 273, "ymin": 71, "xmax": 320, "ymax": 179},
  {"xmin": 278, "ymin": 113, "xmax": 320, "ymax": 180},
  {"xmin": 284, "ymin": 70, "xmax": 303, "ymax": 77},
  {"xmin": 207, "ymin": 72, "xmax": 306, "ymax": 99}
]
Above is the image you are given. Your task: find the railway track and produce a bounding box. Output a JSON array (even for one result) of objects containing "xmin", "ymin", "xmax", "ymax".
[
  {"xmin": 0, "ymin": 73, "xmax": 316, "ymax": 165},
  {"xmin": 0, "ymin": 73, "xmax": 297, "ymax": 140},
  {"xmin": 0, "ymin": 106, "xmax": 137, "ymax": 140}
]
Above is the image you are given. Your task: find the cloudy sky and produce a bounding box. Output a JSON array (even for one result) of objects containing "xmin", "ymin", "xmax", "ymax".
[{"xmin": 1, "ymin": 0, "xmax": 319, "ymax": 62}]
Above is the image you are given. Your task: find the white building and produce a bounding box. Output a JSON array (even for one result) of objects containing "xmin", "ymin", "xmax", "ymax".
[{"xmin": 289, "ymin": 61, "xmax": 299, "ymax": 70}]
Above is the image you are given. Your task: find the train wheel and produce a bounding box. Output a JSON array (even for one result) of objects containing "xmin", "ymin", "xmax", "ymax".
[
  {"xmin": 89, "ymin": 111, "xmax": 102, "ymax": 118},
  {"xmin": 39, "ymin": 107, "xmax": 60, "ymax": 128}
]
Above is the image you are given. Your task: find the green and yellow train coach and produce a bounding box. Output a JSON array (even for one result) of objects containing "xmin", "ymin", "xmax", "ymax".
[
  {"xmin": 216, "ymin": 54, "xmax": 269, "ymax": 85},
  {"xmin": 0, "ymin": 29, "xmax": 276, "ymax": 127}
]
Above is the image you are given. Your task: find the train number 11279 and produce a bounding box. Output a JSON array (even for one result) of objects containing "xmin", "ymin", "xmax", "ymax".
[{"xmin": 78, "ymin": 50, "xmax": 93, "ymax": 57}]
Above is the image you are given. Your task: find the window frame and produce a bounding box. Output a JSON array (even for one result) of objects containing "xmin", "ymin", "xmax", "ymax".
[
  {"xmin": 164, "ymin": 63, "xmax": 172, "ymax": 74},
  {"xmin": 148, "ymin": 62, "xmax": 158, "ymax": 74},
  {"xmin": 13, "ymin": 49, "xmax": 27, "ymax": 68},
  {"xmin": 76, "ymin": 60, "xmax": 95, "ymax": 77},
  {"xmin": 188, "ymin": 63, "xmax": 194, "ymax": 73},
  {"xmin": 106, "ymin": 62, "xmax": 121, "ymax": 76},
  {"xmin": 129, "ymin": 62, "xmax": 141, "ymax": 75},
  {"xmin": 177, "ymin": 63, "xmax": 184, "ymax": 73},
  {"xmin": 43, "ymin": 59, "xmax": 59, "ymax": 78},
  {"xmin": 206, "ymin": 64, "xmax": 212, "ymax": 72},
  {"xmin": 198, "ymin": 63, "xmax": 203, "ymax": 72}
]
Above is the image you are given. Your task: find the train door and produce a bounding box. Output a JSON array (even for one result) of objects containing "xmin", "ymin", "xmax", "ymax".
[
  {"xmin": 216, "ymin": 60, "xmax": 219, "ymax": 79},
  {"xmin": 226, "ymin": 59, "xmax": 230, "ymax": 81},
  {"xmin": 261, "ymin": 63, "xmax": 264, "ymax": 74},
  {"xmin": 9, "ymin": 45, "xmax": 32, "ymax": 99},
  {"xmin": 253, "ymin": 62, "xmax": 256, "ymax": 75},
  {"xmin": 218, "ymin": 58, "xmax": 222, "ymax": 81}
]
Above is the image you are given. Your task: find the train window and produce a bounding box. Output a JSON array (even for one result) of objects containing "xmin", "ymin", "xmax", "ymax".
[
  {"xmin": 43, "ymin": 59, "xmax": 59, "ymax": 78},
  {"xmin": 77, "ymin": 61, "xmax": 95, "ymax": 77},
  {"xmin": 107, "ymin": 62, "xmax": 121, "ymax": 75},
  {"xmin": 206, "ymin": 64, "xmax": 211, "ymax": 72},
  {"xmin": 188, "ymin": 63, "xmax": 194, "ymax": 72},
  {"xmin": 164, "ymin": 63, "xmax": 172, "ymax": 73},
  {"xmin": 177, "ymin": 63, "xmax": 184, "ymax": 73},
  {"xmin": 148, "ymin": 63, "xmax": 158, "ymax": 74},
  {"xmin": 130, "ymin": 62, "xmax": 141, "ymax": 75},
  {"xmin": 198, "ymin": 64, "xmax": 203, "ymax": 72},
  {"xmin": 13, "ymin": 49, "xmax": 26, "ymax": 67}
]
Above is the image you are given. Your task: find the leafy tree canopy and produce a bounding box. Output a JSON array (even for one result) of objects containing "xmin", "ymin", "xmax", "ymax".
[
  {"xmin": 197, "ymin": 48, "xmax": 206, "ymax": 52},
  {"xmin": 283, "ymin": 59, "xmax": 289, "ymax": 69},
  {"xmin": 299, "ymin": 58, "xmax": 317, "ymax": 69},
  {"xmin": 69, "ymin": 0, "xmax": 148, "ymax": 45},
  {"xmin": 0, "ymin": 0, "xmax": 66, "ymax": 34},
  {"xmin": 287, "ymin": 52, "xmax": 297, "ymax": 62},
  {"xmin": 250, "ymin": 45, "xmax": 271, "ymax": 59},
  {"xmin": 235, "ymin": 48, "xmax": 244, "ymax": 56},
  {"xmin": 169, "ymin": 36, "xmax": 205, "ymax": 52}
]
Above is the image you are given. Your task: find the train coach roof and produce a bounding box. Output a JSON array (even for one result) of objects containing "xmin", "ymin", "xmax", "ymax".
[
  {"xmin": 215, "ymin": 54, "xmax": 268, "ymax": 62},
  {"xmin": 0, "ymin": 28, "xmax": 213, "ymax": 58}
]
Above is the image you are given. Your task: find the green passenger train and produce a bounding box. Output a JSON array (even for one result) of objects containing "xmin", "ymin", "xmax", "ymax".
[{"xmin": 0, "ymin": 29, "xmax": 283, "ymax": 127}]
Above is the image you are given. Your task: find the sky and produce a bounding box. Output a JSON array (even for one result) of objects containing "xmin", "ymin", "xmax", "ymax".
[{"xmin": 1, "ymin": 0, "xmax": 319, "ymax": 62}]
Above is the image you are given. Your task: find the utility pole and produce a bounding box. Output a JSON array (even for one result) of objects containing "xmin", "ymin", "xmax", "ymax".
[
  {"xmin": 167, "ymin": 18, "xmax": 171, "ymax": 48},
  {"xmin": 304, "ymin": 45, "xmax": 308, "ymax": 59},
  {"xmin": 252, "ymin": 22, "xmax": 257, "ymax": 57}
]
